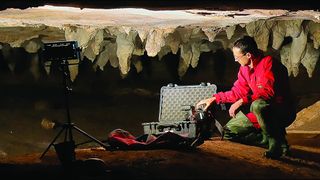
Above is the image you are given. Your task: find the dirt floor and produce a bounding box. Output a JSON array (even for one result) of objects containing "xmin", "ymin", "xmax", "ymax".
[{"xmin": 0, "ymin": 133, "xmax": 319, "ymax": 179}]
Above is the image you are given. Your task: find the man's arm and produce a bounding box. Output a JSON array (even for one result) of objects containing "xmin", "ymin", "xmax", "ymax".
[
  {"xmin": 215, "ymin": 67, "xmax": 251, "ymax": 104},
  {"xmin": 229, "ymin": 98, "xmax": 243, "ymax": 118},
  {"xmin": 196, "ymin": 96, "xmax": 216, "ymax": 111}
]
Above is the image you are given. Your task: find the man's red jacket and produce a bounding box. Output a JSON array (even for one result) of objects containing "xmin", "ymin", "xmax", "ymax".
[
  {"xmin": 214, "ymin": 54, "xmax": 295, "ymax": 128},
  {"xmin": 215, "ymin": 55, "xmax": 276, "ymax": 105}
]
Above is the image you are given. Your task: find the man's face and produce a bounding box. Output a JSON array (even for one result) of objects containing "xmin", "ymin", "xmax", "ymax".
[{"xmin": 232, "ymin": 47, "xmax": 250, "ymax": 66}]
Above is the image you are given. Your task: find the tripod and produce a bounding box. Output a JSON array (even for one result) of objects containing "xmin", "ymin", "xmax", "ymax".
[{"xmin": 40, "ymin": 59, "xmax": 109, "ymax": 160}]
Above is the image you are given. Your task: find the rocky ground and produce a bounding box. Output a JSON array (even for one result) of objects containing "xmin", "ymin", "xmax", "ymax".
[{"xmin": 0, "ymin": 133, "xmax": 319, "ymax": 179}]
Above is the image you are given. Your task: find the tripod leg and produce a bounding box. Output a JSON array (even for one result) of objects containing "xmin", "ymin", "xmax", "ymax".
[
  {"xmin": 72, "ymin": 125, "xmax": 110, "ymax": 150},
  {"xmin": 40, "ymin": 127, "xmax": 66, "ymax": 159}
]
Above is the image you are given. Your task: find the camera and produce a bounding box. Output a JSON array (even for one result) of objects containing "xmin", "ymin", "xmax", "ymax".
[{"xmin": 41, "ymin": 41, "xmax": 81, "ymax": 62}]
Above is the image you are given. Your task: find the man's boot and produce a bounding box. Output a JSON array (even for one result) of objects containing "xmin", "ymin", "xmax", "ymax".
[
  {"xmin": 240, "ymin": 131, "xmax": 268, "ymax": 148},
  {"xmin": 279, "ymin": 131, "xmax": 291, "ymax": 157},
  {"xmin": 259, "ymin": 132, "xmax": 269, "ymax": 146},
  {"xmin": 250, "ymin": 99, "xmax": 282, "ymax": 159},
  {"xmin": 264, "ymin": 136, "xmax": 282, "ymax": 159},
  {"xmin": 281, "ymin": 140, "xmax": 290, "ymax": 156}
]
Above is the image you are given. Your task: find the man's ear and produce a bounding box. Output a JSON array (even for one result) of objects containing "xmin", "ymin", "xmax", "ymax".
[{"xmin": 246, "ymin": 52, "xmax": 252, "ymax": 59}]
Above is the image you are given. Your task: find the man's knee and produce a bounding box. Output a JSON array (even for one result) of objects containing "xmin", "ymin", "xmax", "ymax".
[{"xmin": 250, "ymin": 99, "xmax": 269, "ymax": 114}]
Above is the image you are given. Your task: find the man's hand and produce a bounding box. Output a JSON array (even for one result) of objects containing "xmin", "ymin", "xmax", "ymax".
[
  {"xmin": 229, "ymin": 99, "xmax": 243, "ymax": 118},
  {"xmin": 196, "ymin": 97, "xmax": 216, "ymax": 111}
]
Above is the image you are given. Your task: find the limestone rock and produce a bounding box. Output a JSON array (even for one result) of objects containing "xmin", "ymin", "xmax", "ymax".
[
  {"xmin": 44, "ymin": 61, "xmax": 51, "ymax": 75},
  {"xmin": 68, "ymin": 59, "xmax": 80, "ymax": 81},
  {"xmin": 272, "ymin": 20, "xmax": 304, "ymax": 50},
  {"xmin": 285, "ymin": 20, "xmax": 304, "ymax": 38},
  {"xmin": 136, "ymin": 28, "xmax": 149, "ymax": 43},
  {"xmin": 308, "ymin": 21, "xmax": 320, "ymax": 49},
  {"xmin": 1, "ymin": 43, "xmax": 15, "ymax": 72},
  {"xmin": 246, "ymin": 20, "xmax": 275, "ymax": 51},
  {"xmin": 22, "ymin": 38, "xmax": 42, "ymax": 53},
  {"xmin": 0, "ymin": 6, "xmax": 319, "ymax": 78},
  {"xmin": 280, "ymin": 44, "xmax": 292, "ymax": 76},
  {"xmin": 290, "ymin": 27, "xmax": 308, "ymax": 77},
  {"xmin": 301, "ymin": 43, "xmax": 320, "ymax": 77},
  {"xmin": 116, "ymin": 31, "xmax": 137, "ymax": 74},
  {"xmin": 95, "ymin": 44, "xmax": 109, "ymax": 71},
  {"xmin": 145, "ymin": 28, "xmax": 175, "ymax": 57},
  {"xmin": 158, "ymin": 46, "xmax": 172, "ymax": 60},
  {"xmin": 225, "ymin": 25, "xmax": 236, "ymax": 40},
  {"xmin": 177, "ymin": 27, "xmax": 193, "ymax": 43},
  {"xmin": 107, "ymin": 42, "xmax": 119, "ymax": 68},
  {"xmin": 271, "ymin": 21, "xmax": 286, "ymax": 50},
  {"xmin": 202, "ymin": 27, "xmax": 221, "ymax": 42},
  {"xmin": 165, "ymin": 31, "xmax": 181, "ymax": 54},
  {"xmin": 179, "ymin": 43, "xmax": 192, "ymax": 77},
  {"xmin": 287, "ymin": 100, "xmax": 320, "ymax": 130},
  {"xmin": 132, "ymin": 56, "xmax": 143, "ymax": 73},
  {"xmin": 65, "ymin": 26, "xmax": 103, "ymax": 61},
  {"xmin": 191, "ymin": 41, "xmax": 201, "ymax": 68},
  {"xmin": 29, "ymin": 53, "xmax": 40, "ymax": 80}
]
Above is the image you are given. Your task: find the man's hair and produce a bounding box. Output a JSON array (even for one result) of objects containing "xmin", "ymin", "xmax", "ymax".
[{"xmin": 233, "ymin": 36, "xmax": 259, "ymax": 56}]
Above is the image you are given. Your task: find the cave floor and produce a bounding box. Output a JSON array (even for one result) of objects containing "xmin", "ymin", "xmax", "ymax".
[{"xmin": 0, "ymin": 134, "xmax": 319, "ymax": 179}]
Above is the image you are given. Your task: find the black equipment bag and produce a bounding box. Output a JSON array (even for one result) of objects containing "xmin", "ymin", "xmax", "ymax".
[{"xmin": 141, "ymin": 83, "xmax": 224, "ymax": 147}]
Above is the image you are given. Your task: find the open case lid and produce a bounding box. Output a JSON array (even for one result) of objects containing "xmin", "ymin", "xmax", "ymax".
[{"xmin": 158, "ymin": 83, "xmax": 217, "ymax": 123}]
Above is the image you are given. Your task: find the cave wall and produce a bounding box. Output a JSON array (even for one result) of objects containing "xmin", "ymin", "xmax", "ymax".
[
  {"xmin": 0, "ymin": 38, "xmax": 319, "ymax": 158},
  {"xmin": 0, "ymin": 6, "xmax": 319, "ymax": 157}
]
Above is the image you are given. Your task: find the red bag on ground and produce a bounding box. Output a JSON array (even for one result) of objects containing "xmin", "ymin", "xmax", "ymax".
[{"xmin": 107, "ymin": 129, "xmax": 192, "ymax": 150}]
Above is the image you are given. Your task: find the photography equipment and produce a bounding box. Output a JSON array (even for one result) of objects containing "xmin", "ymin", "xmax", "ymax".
[
  {"xmin": 184, "ymin": 105, "xmax": 224, "ymax": 147},
  {"xmin": 42, "ymin": 41, "xmax": 80, "ymax": 62},
  {"xmin": 40, "ymin": 41, "xmax": 109, "ymax": 163}
]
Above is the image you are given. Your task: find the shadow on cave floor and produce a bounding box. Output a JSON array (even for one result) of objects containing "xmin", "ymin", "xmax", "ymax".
[{"xmin": 0, "ymin": 136, "xmax": 319, "ymax": 179}]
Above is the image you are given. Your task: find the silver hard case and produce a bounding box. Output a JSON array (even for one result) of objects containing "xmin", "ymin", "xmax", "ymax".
[{"xmin": 142, "ymin": 83, "xmax": 217, "ymax": 138}]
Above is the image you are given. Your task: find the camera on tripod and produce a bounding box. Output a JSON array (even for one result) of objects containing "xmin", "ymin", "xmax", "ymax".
[
  {"xmin": 40, "ymin": 41, "xmax": 82, "ymax": 81},
  {"xmin": 41, "ymin": 41, "xmax": 81, "ymax": 62},
  {"xmin": 40, "ymin": 41, "xmax": 109, "ymax": 166}
]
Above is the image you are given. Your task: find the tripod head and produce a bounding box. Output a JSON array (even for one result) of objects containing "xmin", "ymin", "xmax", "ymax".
[
  {"xmin": 40, "ymin": 41, "xmax": 82, "ymax": 81},
  {"xmin": 41, "ymin": 41, "xmax": 81, "ymax": 62}
]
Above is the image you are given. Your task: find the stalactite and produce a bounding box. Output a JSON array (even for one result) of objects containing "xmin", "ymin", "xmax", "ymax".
[
  {"xmin": 158, "ymin": 46, "xmax": 172, "ymax": 60},
  {"xmin": 178, "ymin": 43, "xmax": 192, "ymax": 77},
  {"xmin": 145, "ymin": 28, "xmax": 175, "ymax": 57},
  {"xmin": 190, "ymin": 41, "xmax": 201, "ymax": 68},
  {"xmin": 22, "ymin": 38, "xmax": 42, "ymax": 53},
  {"xmin": 0, "ymin": 14, "xmax": 319, "ymax": 79},
  {"xmin": 177, "ymin": 27, "xmax": 193, "ymax": 43},
  {"xmin": 280, "ymin": 44, "xmax": 292, "ymax": 76},
  {"xmin": 165, "ymin": 31, "xmax": 181, "ymax": 55},
  {"xmin": 271, "ymin": 21, "xmax": 286, "ymax": 50},
  {"xmin": 95, "ymin": 43, "xmax": 109, "ymax": 71},
  {"xmin": 202, "ymin": 27, "xmax": 221, "ymax": 42},
  {"xmin": 116, "ymin": 31, "xmax": 137, "ymax": 75},
  {"xmin": 68, "ymin": 59, "xmax": 79, "ymax": 82},
  {"xmin": 290, "ymin": 27, "xmax": 308, "ymax": 77},
  {"xmin": 301, "ymin": 43, "xmax": 320, "ymax": 78},
  {"xmin": 132, "ymin": 56, "xmax": 143, "ymax": 73},
  {"xmin": 29, "ymin": 53, "xmax": 40, "ymax": 80},
  {"xmin": 308, "ymin": 21, "xmax": 320, "ymax": 49},
  {"xmin": 225, "ymin": 25, "xmax": 236, "ymax": 40},
  {"xmin": 1, "ymin": 43, "xmax": 15, "ymax": 72},
  {"xmin": 246, "ymin": 20, "xmax": 274, "ymax": 51}
]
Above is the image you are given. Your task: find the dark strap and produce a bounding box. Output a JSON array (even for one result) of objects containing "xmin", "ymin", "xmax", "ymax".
[{"xmin": 214, "ymin": 118, "xmax": 224, "ymax": 140}]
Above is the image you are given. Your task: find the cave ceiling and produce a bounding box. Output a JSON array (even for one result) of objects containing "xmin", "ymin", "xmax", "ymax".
[{"xmin": 0, "ymin": 1, "xmax": 319, "ymax": 80}]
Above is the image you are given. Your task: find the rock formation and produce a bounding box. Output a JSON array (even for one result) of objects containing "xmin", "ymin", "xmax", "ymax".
[{"xmin": 0, "ymin": 6, "xmax": 319, "ymax": 80}]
